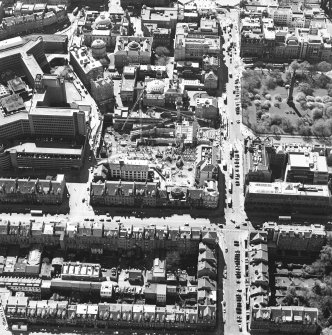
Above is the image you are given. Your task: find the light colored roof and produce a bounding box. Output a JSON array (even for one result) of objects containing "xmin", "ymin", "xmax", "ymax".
[
  {"xmin": 9, "ymin": 142, "xmax": 83, "ymax": 156},
  {"xmin": 248, "ymin": 182, "xmax": 330, "ymax": 197}
]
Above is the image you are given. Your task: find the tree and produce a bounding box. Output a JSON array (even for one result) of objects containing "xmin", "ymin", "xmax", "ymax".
[
  {"xmin": 315, "ymin": 74, "xmax": 331, "ymax": 89},
  {"xmin": 312, "ymin": 119, "xmax": 332, "ymax": 137},
  {"xmin": 295, "ymin": 92, "xmax": 306, "ymax": 102},
  {"xmin": 289, "ymin": 60, "xmax": 301, "ymax": 73},
  {"xmin": 313, "ymin": 108, "xmax": 323, "ymax": 120},
  {"xmin": 274, "ymin": 94, "xmax": 282, "ymax": 102},
  {"xmin": 298, "ymin": 83, "xmax": 314, "ymax": 96},
  {"xmin": 271, "ymin": 125, "xmax": 282, "ymax": 135},
  {"xmin": 326, "ymin": 106, "xmax": 332, "ymax": 118},
  {"xmin": 265, "ymin": 77, "xmax": 277, "ymax": 90},
  {"xmin": 270, "ymin": 115, "xmax": 282, "ymax": 126},
  {"xmin": 298, "ymin": 125, "xmax": 312, "ymax": 137},
  {"xmin": 317, "ymin": 61, "xmax": 332, "ymax": 73},
  {"xmin": 281, "ymin": 117, "xmax": 295, "ymax": 133},
  {"xmin": 261, "ymin": 100, "xmax": 271, "ymax": 109},
  {"xmin": 155, "ymin": 46, "xmax": 170, "ymax": 57}
]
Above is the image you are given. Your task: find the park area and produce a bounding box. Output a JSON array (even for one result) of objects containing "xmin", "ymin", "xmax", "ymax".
[{"xmin": 241, "ymin": 61, "xmax": 332, "ymax": 140}]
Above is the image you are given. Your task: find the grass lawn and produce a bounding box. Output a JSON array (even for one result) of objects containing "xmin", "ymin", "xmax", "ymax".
[{"xmin": 242, "ymin": 68, "xmax": 332, "ymax": 136}]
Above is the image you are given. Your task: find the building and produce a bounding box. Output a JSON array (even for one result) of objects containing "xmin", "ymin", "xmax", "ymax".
[
  {"xmin": 272, "ymin": 7, "xmax": 292, "ymax": 26},
  {"xmin": 0, "ymin": 174, "xmax": 66, "ymax": 205},
  {"xmin": 0, "ymin": 37, "xmax": 47, "ymax": 87},
  {"xmin": 144, "ymin": 24, "xmax": 171, "ymax": 48},
  {"xmin": 69, "ymin": 46, "xmax": 103, "ymax": 89},
  {"xmin": 82, "ymin": 11, "xmax": 129, "ymax": 50},
  {"xmin": 263, "ymin": 222, "xmax": 326, "ymax": 252},
  {"xmin": 245, "ymin": 182, "xmax": 332, "ymax": 215},
  {"xmin": 143, "ymin": 78, "xmax": 167, "ymax": 107},
  {"xmin": 91, "ymin": 76, "xmax": 114, "ymax": 112},
  {"xmin": 108, "ymin": 159, "xmax": 150, "ymax": 181},
  {"xmin": 246, "ymin": 138, "xmax": 272, "ymax": 184},
  {"xmin": 203, "ymin": 71, "xmax": 218, "ymax": 90},
  {"xmin": 23, "ymin": 34, "xmax": 68, "ymax": 53},
  {"xmin": 285, "ymin": 152, "xmax": 328, "ymax": 185},
  {"xmin": 114, "ymin": 36, "xmax": 153, "ymax": 68},
  {"xmin": 120, "ymin": 66, "xmax": 137, "ymax": 103},
  {"xmin": 0, "ymin": 7, "xmax": 68, "ymax": 43},
  {"xmin": 141, "ymin": 7, "xmax": 178, "ymax": 30},
  {"xmin": 90, "ymin": 180, "xmax": 158, "ymax": 207},
  {"xmin": 250, "ymin": 306, "xmax": 318, "ymax": 334},
  {"xmin": 194, "ymin": 98, "xmax": 218, "ymax": 121},
  {"xmin": 174, "ymin": 23, "xmax": 221, "ymax": 61},
  {"xmin": 7, "ymin": 142, "xmax": 84, "ymax": 170}
]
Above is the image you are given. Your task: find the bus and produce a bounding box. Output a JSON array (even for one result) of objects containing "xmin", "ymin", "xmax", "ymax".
[
  {"xmin": 278, "ymin": 215, "xmax": 291, "ymax": 221},
  {"xmin": 30, "ymin": 210, "xmax": 43, "ymax": 216},
  {"xmin": 229, "ymin": 165, "xmax": 233, "ymax": 178},
  {"xmin": 228, "ymin": 181, "xmax": 233, "ymax": 193}
]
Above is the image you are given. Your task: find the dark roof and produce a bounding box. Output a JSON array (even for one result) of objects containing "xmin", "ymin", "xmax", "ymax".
[{"xmin": 188, "ymin": 189, "xmax": 203, "ymax": 199}]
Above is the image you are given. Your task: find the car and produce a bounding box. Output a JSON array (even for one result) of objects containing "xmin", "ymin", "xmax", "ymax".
[
  {"xmin": 237, "ymin": 289, "xmax": 242, "ymax": 292},
  {"xmin": 235, "ymin": 249, "xmax": 240, "ymax": 253},
  {"xmin": 234, "ymin": 241, "xmax": 239, "ymax": 246},
  {"xmin": 236, "ymin": 182, "xmax": 240, "ymax": 186},
  {"xmin": 237, "ymin": 120, "xmax": 241, "ymax": 124},
  {"xmin": 236, "ymin": 280, "xmax": 241, "ymax": 284},
  {"xmin": 225, "ymin": 248, "xmax": 228, "ymax": 253},
  {"xmin": 236, "ymin": 308, "xmax": 241, "ymax": 314}
]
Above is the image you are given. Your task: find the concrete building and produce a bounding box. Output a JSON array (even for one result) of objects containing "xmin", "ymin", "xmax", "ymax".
[
  {"xmin": 23, "ymin": 34, "xmax": 68, "ymax": 53},
  {"xmin": 120, "ymin": 66, "xmax": 137, "ymax": 103},
  {"xmin": 114, "ymin": 36, "xmax": 153, "ymax": 68},
  {"xmin": 69, "ymin": 46, "xmax": 103, "ymax": 89},
  {"xmin": 91, "ymin": 76, "xmax": 114, "ymax": 112},
  {"xmin": 285, "ymin": 152, "xmax": 328, "ymax": 185},
  {"xmin": 0, "ymin": 174, "xmax": 66, "ymax": 205},
  {"xmin": 0, "ymin": 37, "xmax": 47, "ymax": 87},
  {"xmin": 245, "ymin": 182, "xmax": 332, "ymax": 215},
  {"xmin": 272, "ymin": 7, "xmax": 292, "ymax": 26},
  {"xmin": 8, "ymin": 142, "xmax": 84, "ymax": 170}
]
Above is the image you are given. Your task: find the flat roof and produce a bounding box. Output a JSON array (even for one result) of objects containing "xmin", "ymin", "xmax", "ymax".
[
  {"xmin": 9, "ymin": 142, "xmax": 83, "ymax": 155},
  {"xmin": 248, "ymin": 182, "xmax": 330, "ymax": 197},
  {"xmin": 30, "ymin": 106, "xmax": 80, "ymax": 117}
]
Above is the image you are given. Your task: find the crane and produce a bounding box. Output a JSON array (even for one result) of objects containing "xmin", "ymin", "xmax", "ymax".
[{"xmin": 121, "ymin": 88, "xmax": 145, "ymax": 131}]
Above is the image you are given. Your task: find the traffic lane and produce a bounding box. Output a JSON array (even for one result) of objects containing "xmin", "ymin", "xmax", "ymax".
[{"xmin": 223, "ymin": 230, "xmax": 248, "ymax": 335}]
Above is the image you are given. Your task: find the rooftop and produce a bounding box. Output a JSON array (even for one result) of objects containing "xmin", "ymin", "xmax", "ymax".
[
  {"xmin": 9, "ymin": 142, "xmax": 83, "ymax": 156},
  {"xmin": 247, "ymin": 182, "xmax": 330, "ymax": 197}
]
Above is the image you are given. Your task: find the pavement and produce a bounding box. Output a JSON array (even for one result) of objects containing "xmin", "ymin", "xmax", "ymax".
[{"xmin": 217, "ymin": 8, "xmax": 252, "ymax": 335}]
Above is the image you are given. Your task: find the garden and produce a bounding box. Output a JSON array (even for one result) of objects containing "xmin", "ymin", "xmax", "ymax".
[{"xmin": 242, "ymin": 60, "xmax": 332, "ymax": 140}]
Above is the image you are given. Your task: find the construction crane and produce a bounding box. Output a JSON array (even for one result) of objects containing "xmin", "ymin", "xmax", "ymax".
[
  {"xmin": 121, "ymin": 89, "xmax": 145, "ymax": 131},
  {"xmin": 148, "ymin": 106, "xmax": 212, "ymax": 124}
]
